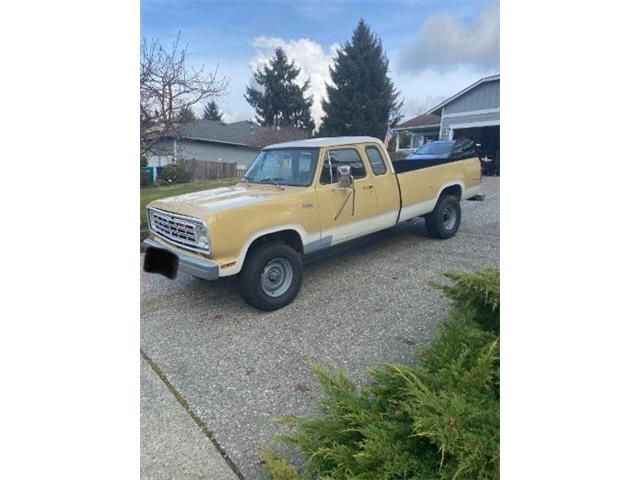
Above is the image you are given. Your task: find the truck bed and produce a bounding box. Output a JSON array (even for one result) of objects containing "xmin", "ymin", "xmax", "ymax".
[
  {"xmin": 393, "ymin": 158, "xmax": 452, "ymax": 174},
  {"xmin": 394, "ymin": 157, "xmax": 481, "ymax": 222}
]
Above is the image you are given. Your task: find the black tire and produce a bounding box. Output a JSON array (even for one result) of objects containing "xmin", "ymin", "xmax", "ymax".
[
  {"xmin": 237, "ymin": 241, "xmax": 303, "ymax": 311},
  {"xmin": 425, "ymin": 195, "xmax": 461, "ymax": 239}
]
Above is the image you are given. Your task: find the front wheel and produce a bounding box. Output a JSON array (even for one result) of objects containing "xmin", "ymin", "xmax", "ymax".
[
  {"xmin": 237, "ymin": 242, "xmax": 303, "ymax": 311},
  {"xmin": 425, "ymin": 195, "xmax": 461, "ymax": 239}
]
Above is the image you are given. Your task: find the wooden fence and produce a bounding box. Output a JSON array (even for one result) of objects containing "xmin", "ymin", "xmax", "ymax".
[{"xmin": 178, "ymin": 159, "xmax": 241, "ymax": 180}]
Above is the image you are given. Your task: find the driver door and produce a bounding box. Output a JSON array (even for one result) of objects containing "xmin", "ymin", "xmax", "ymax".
[{"xmin": 315, "ymin": 147, "xmax": 378, "ymax": 244}]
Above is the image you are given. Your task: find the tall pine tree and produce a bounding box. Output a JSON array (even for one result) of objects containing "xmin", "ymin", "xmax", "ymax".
[
  {"xmin": 245, "ymin": 48, "xmax": 315, "ymax": 133},
  {"xmin": 319, "ymin": 20, "xmax": 402, "ymax": 139},
  {"xmin": 202, "ymin": 100, "xmax": 223, "ymax": 121},
  {"xmin": 178, "ymin": 105, "xmax": 197, "ymax": 123}
]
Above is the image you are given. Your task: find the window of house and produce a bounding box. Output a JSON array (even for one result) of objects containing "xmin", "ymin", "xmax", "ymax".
[
  {"xmin": 398, "ymin": 132, "xmax": 411, "ymax": 149},
  {"xmin": 411, "ymin": 134, "xmax": 426, "ymax": 149}
]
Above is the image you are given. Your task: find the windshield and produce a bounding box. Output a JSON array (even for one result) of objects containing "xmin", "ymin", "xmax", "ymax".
[
  {"xmin": 244, "ymin": 148, "xmax": 319, "ymax": 187},
  {"xmin": 415, "ymin": 140, "xmax": 455, "ymax": 156}
]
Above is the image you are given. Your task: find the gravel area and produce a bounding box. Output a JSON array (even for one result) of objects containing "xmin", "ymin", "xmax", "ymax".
[{"xmin": 140, "ymin": 177, "xmax": 499, "ymax": 479}]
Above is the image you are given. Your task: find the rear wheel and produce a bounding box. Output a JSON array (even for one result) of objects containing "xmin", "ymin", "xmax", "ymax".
[
  {"xmin": 237, "ymin": 242, "xmax": 303, "ymax": 311},
  {"xmin": 425, "ymin": 195, "xmax": 461, "ymax": 239}
]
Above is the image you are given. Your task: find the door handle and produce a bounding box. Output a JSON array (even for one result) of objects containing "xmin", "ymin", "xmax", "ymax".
[{"xmin": 363, "ymin": 184, "xmax": 374, "ymax": 190}]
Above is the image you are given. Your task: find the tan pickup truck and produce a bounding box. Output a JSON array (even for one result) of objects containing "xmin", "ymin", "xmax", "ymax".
[{"xmin": 144, "ymin": 136, "xmax": 482, "ymax": 310}]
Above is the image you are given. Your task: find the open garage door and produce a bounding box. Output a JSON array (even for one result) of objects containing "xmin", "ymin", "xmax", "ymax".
[{"xmin": 453, "ymin": 125, "xmax": 500, "ymax": 176}]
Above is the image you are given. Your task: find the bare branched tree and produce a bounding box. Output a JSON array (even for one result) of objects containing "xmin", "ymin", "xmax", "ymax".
[{"xmin": 140, "ymin": 33, "xmax": 229, "ymax": 154}]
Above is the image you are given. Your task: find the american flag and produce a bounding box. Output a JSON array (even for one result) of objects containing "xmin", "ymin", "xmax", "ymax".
[{"xmin": 383, "ymin": 126, "xmax": 394, "ymax": 148}]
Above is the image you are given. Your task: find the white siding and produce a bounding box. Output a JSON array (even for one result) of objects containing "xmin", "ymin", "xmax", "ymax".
[
  {"xmin": 444, "ymin": 80, "xmax": 500, "ymax": 114},
  {"xmin": 148, "ymin": 139, "xmax": 260, "ymax": 167},
  {"xmin": 441, "ymin": 111, "xmax": 500, "ymax": 139}
]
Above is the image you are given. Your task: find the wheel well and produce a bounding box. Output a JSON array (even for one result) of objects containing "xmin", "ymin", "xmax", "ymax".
[
  {"xmin": 440, "ymin": 184, "xmax": 462, "ymax": 200},
  {"xmin": 247, "ymin": 229, "xmax": 304, "ymax": 255}
]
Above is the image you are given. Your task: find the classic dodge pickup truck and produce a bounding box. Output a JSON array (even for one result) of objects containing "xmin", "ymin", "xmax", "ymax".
[{"xmin": 144, "ymin": 136, "xmax": 482, "ymax": 311}]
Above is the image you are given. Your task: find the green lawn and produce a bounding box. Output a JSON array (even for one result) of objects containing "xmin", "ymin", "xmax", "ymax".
[{"xmin": 140, "ymin": 178, "xmax": 237, "ymax": 226}]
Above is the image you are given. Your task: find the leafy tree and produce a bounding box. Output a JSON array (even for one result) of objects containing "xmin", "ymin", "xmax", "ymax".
[
  {"xmin": 178, "ymin": 105, "xmax": 197, "ymax": 123},
  {"xmin": 202, "ymin": 99, "xmax": 223, "ymax": 121},
  {"xmin": 245, "ymin": 48, "xmax": 315, "ymax": 133},
  {"xmin": 319, "ymin": 20, "xmax": 403, "ymax": 139}
]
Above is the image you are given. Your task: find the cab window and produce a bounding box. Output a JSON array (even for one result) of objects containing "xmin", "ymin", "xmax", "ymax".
[
  {"xmin": 365, "ymin": 146, "xmax": 387, "ymax": 175},
  {"xmin": 244, "ymin": 148, "xmax": 319, "ymax": 186},
  {"xmin": 319, "ymin": 148, "xmax": 367, "ymax": 184}
]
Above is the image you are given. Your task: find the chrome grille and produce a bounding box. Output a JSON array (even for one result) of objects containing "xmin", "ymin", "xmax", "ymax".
[{"xmin": 148, "ymin": 208, "xmax": 208, "ymax": 253}]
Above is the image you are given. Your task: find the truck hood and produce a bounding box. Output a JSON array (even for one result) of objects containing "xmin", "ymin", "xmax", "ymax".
[{"xmin": 149, "ymin": 183, "xmax": 300, "ymax": 219}]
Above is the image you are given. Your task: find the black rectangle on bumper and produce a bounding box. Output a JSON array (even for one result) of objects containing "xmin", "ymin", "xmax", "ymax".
[
  {"xmin": 144, "ymin": 246, "xmax": 179, "ymax": 279},
  {"xmin": 143, "ymin": 239, "xmax": 219, "ymax": 281}
]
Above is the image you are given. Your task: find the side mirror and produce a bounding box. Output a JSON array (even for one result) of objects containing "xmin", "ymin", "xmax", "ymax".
[{"xmin": 336, "ymin": 165, "xmax": 353, "ymax": 188}]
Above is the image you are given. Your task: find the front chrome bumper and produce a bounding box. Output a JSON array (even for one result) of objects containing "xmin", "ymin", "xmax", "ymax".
[{"xmin": 143, "ymin": 238, "xmax": 219, "ymax": 281}]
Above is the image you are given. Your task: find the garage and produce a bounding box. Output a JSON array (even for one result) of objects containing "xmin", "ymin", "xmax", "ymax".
[
  {"xmin": 452, "ymin": 124, "xmax": 500, "ymax": 175},
  {"xmin": 429, "ymin": 74, "xmax": 500, "ymax": 175}
]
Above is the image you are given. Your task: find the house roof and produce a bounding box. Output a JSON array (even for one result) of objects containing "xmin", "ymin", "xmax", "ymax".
[
  {"xmin": 173, "ymin": 120, "xmax": 264, "ymax": 148},
  {"xmin": 427, "ymin": 73, "xmax": 500, "ymax": 115},
  {"xmin": 394, "ymin": 113, "xmax": 441, "ymax": 131},
  {"xmin": 264, "ymin": 136, "xmax": 384, "ymax": 149}
]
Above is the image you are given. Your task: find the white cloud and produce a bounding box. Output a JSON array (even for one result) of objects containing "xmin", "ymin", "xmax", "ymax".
[
  {"xmin": 397, "ymin": 2, "xmax": 499, "ymax": 73},
  {"xmin": 401, "ymin": 95, "xmax": 448, "ymax": 119},
  {"xmin": 216, "ymin": 109, "xmax": 241, "ymax": 123},
  {"xmin": 250, "ymin": 36, "xmax": 340, "ymax": 127}
]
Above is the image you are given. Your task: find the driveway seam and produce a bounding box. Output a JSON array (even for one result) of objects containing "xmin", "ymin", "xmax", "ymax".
[{"xmin": 140, "ymin": 349, "xmax": 246, "ymax": 480}]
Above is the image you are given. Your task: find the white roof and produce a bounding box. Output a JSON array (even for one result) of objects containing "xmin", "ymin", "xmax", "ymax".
[{"xmin": 263, "ymin": 136, "xmax": 384, "ymax": 149}]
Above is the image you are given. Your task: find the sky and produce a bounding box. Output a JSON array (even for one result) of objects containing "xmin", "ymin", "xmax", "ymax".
[{"xmin": 141, "ymin": 0, "xmax": 499, "ymax": 126}]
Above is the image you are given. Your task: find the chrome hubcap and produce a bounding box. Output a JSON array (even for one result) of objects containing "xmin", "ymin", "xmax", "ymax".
[
  {"xmin": 442, "ymin": 205, "xmax": 457, "ymax": 230},
  {"xmin": 261, "ymin": 258, "xmax": 293, "ymax": 297}
]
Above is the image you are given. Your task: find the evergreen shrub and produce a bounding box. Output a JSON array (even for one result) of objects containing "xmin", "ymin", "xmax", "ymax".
[
  {"xmin": 161, "ymin": 163, "xmax": 189, "ymax": 183},
  {"xmin": 264, "ymin": 269, "xmax": 500, "ymax": 480}
]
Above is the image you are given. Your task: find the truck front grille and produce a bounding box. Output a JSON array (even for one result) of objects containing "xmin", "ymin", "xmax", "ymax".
[{"xmin": 148, "ymin": 208, "xmax": 207, "ymax": 253}]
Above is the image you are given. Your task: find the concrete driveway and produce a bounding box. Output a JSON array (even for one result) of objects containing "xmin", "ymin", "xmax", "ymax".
[{"xmin": 140, "ymin": 177, "xmax": 500, "ymax": 479}]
